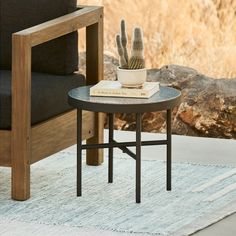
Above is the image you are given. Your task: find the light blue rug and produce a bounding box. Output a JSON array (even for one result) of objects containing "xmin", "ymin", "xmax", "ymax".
[{"xmin": 0, "ymin": 150, "xmax": 236, "ymax": 236}]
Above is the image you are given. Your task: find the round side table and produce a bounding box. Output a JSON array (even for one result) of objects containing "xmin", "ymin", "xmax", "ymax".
[{"xmin": 68, "ymin": 85, "xmax": 181, "ymax": 203}]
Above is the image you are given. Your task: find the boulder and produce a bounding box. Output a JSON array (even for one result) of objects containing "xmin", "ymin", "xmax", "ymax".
[{"xmin": 147, "ymin": 65, "xmax": 236, "ymax": 139}]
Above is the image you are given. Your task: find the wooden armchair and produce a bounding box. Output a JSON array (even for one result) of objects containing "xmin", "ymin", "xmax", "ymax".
[{"xmin": 0, "ymin": 2, "xmax": 104, "ymax": 200}]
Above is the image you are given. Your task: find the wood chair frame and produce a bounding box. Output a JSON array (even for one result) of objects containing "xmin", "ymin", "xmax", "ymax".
[{"xmin": 0, "ymin": 5, "xmax": 104, "ymax": 200}]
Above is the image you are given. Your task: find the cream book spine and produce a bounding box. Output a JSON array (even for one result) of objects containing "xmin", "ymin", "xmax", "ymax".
[{"xmin": 90, "ymin": 81, "xmax": 159, "ymax": 98}]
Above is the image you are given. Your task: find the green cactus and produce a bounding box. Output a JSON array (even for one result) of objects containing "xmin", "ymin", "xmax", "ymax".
[
  {"xmin": 116, "ymin": 34, "xmax": 127, "ymax": 69},
  {"xmin": 128, "ymin": 27, "xmax": 145, "ymax": 69},
  {"xmin": 120, "ymin": 19, "xmax": 129, "ymax": 64},
  {"xmin": 116, "ymin": 20, "xmax": 145, "ymax": 70}
]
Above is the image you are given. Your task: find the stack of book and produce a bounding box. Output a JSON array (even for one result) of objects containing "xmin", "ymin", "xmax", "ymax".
[{"xmin": 90, "ymin": 80, "xmax": 159, "ymax": 98}]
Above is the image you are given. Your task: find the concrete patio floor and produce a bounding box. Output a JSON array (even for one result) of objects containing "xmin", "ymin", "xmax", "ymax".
[{"xmin": 1, "ymin": 130, "xmax": 235, "ymax": 236}]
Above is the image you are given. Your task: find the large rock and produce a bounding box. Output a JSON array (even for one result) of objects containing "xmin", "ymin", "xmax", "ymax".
[
  {"xmin": 147, "ymin": 65, "xmax": 236, "ymax": 139},
  {"xmin": 79, "ymin": 53, "xmax": 236, "ymax": 139}
]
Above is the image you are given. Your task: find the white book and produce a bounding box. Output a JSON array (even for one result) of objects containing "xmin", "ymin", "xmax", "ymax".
[{"xmin": 90, "ymin": 80, "xmax": 159, "ymax": 98}]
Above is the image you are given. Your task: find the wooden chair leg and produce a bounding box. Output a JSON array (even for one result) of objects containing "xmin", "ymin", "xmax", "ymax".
[
  {"xmin": 12, "ymin": 162, "xmax": 30, "ymax": 201},
  {"xmin": 86, "ymin": 112, "xmax": 104, "ymax": 166},
  {"xmin": 11, "ymin": 123, "xmax": 31, "ymax": 200},
  {"xmin": 11, "ymin": 34, "xmax": 31, "ymax": 200}
]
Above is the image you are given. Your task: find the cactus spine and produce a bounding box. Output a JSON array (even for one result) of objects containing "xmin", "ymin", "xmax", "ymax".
[{"xmin": 116, "ymin": 20, "xmax": 145, "ymax": 70}]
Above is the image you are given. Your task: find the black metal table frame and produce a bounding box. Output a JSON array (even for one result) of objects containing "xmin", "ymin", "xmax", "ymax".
[{"xmin": 77, "ymin": 109, "xmax": 172, "ymax": 203}]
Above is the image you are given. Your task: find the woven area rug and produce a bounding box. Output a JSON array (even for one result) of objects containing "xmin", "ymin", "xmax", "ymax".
[{"xmin": 1, "ymin": 150, "xmax": 236, "ymax": 236}]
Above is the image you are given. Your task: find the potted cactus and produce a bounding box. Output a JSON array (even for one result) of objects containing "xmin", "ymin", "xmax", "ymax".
[{"xmin": 116, "ymin": 20, "xmax": 146, "ymax": 88}]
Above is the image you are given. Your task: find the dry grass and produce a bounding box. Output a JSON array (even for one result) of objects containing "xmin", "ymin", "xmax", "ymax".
[{"xmin": 79, "ymin": 0, "xmax": 236, "ymax": 78}]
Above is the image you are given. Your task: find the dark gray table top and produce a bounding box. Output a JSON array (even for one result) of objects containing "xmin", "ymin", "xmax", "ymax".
[{"xmin": 68, "ymin": 85, "xmax": 181, "ymax": 113}]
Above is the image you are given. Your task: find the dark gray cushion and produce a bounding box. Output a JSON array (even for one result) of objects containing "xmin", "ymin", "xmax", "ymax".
[
  {"xmin": 0, "ymin": 70, "xmax": 85, "ymax": 130},
  {"xmin": 0, "ymin": 0, "xmax": 78, "ymax": 75}
]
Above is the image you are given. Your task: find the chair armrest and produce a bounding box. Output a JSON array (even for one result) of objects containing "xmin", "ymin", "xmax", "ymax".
[{"xmin": 14, "ymin": 5, "xmax": 103, "ymax": 46}]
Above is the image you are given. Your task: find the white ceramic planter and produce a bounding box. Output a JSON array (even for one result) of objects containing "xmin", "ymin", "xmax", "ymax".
[{"xmin": 117, "ymin": 67, "xmax": 147, "ymax": 87}]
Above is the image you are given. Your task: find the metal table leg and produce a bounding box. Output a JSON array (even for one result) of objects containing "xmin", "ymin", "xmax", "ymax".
[
  {"xmin": 76, "ymin": 109, "xmax": 171, "ymax": 201},
  {"xmin": 77, "ymin": 109, "xmax": 82, "ymax": 196},
  {"xmin": 167, "ymin": 109, "xmax": 172, "ymax": 191},
  {"xmin": 108, "ymin": 113, "xmax": 114, "ymax": 183},
  {"xmin": 136, "ymin": 113, "xmax": 142, "ymax": 203}
]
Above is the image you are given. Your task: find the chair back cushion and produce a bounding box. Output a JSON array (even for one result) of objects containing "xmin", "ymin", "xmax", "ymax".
[{"xmin": 0, "ymin": 0, "xmax": 78, "ymax": 75}]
